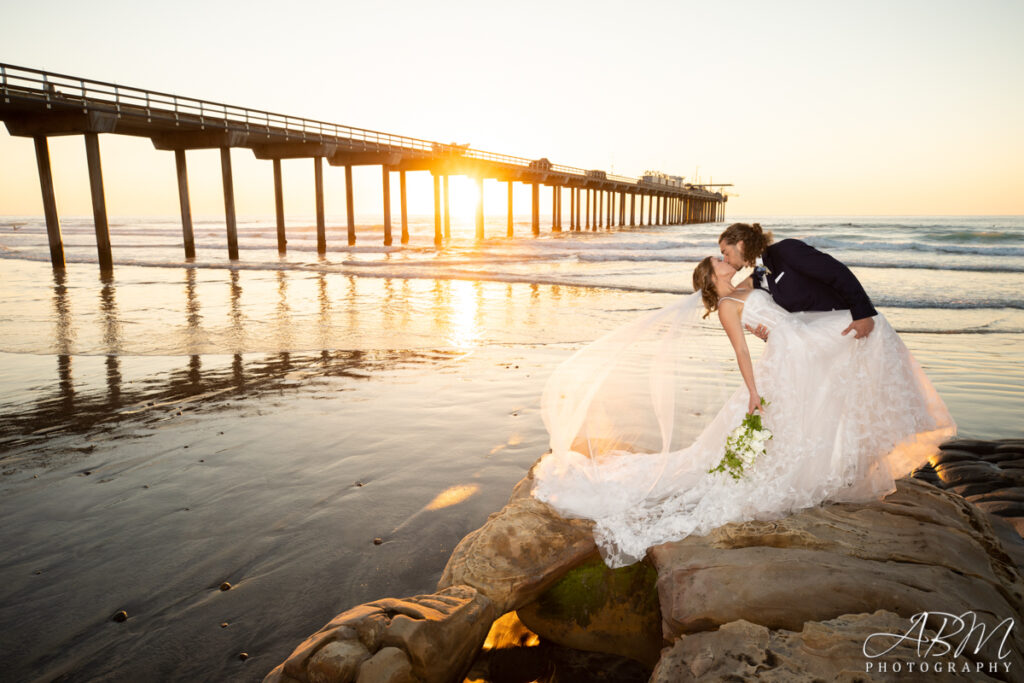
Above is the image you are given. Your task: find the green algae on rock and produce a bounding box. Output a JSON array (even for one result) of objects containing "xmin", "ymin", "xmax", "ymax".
[{"xmin": 518, "ymin": 554, "xmax": 663, "ymax": 667}]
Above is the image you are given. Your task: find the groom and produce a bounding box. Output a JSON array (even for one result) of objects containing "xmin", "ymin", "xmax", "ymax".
[{"xmin": 718, "ymin": 222, "xmax": 877, "ymax": 339}]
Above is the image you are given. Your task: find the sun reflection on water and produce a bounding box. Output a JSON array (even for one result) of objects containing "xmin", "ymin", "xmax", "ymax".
[{"xmin": 445, "ymin": 279, "xmax": 483, "ymax": 349}]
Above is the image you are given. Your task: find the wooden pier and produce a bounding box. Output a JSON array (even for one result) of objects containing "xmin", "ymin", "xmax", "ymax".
[{"xmin": 0, "ymin": 64, "xmax": 730, "ymax": 271}]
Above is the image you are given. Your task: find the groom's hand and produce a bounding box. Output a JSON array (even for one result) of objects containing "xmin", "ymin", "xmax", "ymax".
[
  {"xmin": 745, "ymin": 323, "xmax": 769, "ymax": 341},
  {"xmin": 842, "ymin": 317, "xmax": 875, "ymax": 339}
]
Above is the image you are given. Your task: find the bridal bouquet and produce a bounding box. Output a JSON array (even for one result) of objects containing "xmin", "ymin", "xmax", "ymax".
[{"xmin": 709, "ymin": 398, "xmax": 772, "ymax": 480}]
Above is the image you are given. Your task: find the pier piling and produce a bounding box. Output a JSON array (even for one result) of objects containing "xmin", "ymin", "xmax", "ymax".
[
  {"xmin": 433, "ymin": 174, "xmax": 442, "ymax": 246},
  {"xmin": 345, "ymin": 165, "xmax": 356, "ymax": 246},
  {"xmin": 531, "ymin": 182, "xmax": 539, "ymax": 236},
  {"xmin": 443, "ymin": 175, "xmax": 451, "ymax": 240},
  {"xmin": 272, "ymin": 158, "xmax": 285, "ymax": 253},
  {"xmin": 33, "ymin": 136, "xmax": 64, "ymax": 268},
  {"xmin": 175, "ymin": 150, "xmax": 196, "ymax": 258},
  {"xmin": 400, "ymin": 170, "xmax": 409, "ymax": 245},
  {"xmin": 574, "ymin": 188, "xmax": 581, "ymax": 231},
  {"xmin": 219, "ymin": 147, "xmax": 239, "ymax": 260},
  {"xmin": 84, "ymin": 132, "xmax": 113, "ymax": 270},
  {"xmin": 315, "ymin": 157, "xmax": 326, "ymax": 254},
  {"xmin": 569, "ymin": 188, "xmax": 575, "ymax": 231},
  {"xmin": 551, "ymin": 186, "xmax": 558, "ymax": 232},
  {"xmin": 507, "ymin": 181, "xmax": 513, "ymax": 238},
  {"xmin": 382, "ymin": 167, "xmax": 392, "ymax": 247},
  {"xmin": 476, "ymin": 177, "xmax": 484, "ymax": 239}
]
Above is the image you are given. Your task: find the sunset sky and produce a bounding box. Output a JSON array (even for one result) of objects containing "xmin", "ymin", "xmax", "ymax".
[{"xmin": 1, "ymin": 0, "xmax": 1021, "ymax": 219}]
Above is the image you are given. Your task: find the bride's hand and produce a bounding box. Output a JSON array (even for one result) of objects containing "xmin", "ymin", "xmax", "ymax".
[{"xmin": 747, "ymin": 392, "xmax": 763, "ymax": 415}]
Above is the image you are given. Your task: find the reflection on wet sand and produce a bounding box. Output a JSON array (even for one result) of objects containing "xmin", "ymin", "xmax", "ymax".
[
  {"xmin": 99, "ymin": 273, "xmax": 122, "ymax": 354},
  {"xmin": 229, "ymin": 269, "xmax": 244, "ymax": 347},
  {"xmin": 3, "ymin": 263, "xmax": 615, "ymax": 462},
  {"xmin": 0, "ymin": 348, "xmax": 464, "ymax": 463},
  {"xmin": 11, "ymin": 261, "xmax": 613, "ymax": 357},
  {"xmin": 317, "ymin": 273, "xmax": 331, "ymax": 351}
]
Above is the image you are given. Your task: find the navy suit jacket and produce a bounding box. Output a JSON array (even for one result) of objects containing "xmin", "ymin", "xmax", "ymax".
[{"xmin": 753, "ymin": 239, "xmax": 877, "ymax": 320}]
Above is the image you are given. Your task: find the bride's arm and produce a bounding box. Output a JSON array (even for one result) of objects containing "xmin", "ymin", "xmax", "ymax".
[{"xmin": 718, "ymin": 303, "xmax": 762, "ymax": 414}]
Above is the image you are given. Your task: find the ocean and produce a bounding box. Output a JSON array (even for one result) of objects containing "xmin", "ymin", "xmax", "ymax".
[
  {"xmin": 2, "ymin": 213, "xmax": 1022, "ymax": 433},
  {"xmin": 0, "ymin": 213, "xmax": 1022, "ymax": 680}
]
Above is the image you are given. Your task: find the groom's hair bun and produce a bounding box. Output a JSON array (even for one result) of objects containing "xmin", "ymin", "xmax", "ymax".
[{"xmin": 719, "ymin": 222, "xmax": 774, "ymax": 263}]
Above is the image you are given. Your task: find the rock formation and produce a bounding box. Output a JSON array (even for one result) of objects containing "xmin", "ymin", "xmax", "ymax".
[
  {"xmin": 650, "ymin": 611, "xmax": 1004, "ymax": 682},
  {"xmin": 263, "ymin": 586, "xmax": 496, "ymax": 683},
  {"xmin": 266, "ymin": 439, "xmax": 1024, "ymax": 682}
]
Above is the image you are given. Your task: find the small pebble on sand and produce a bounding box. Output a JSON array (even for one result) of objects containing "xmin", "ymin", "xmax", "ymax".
[
  {"xmin": 220, "ymin": 622, "xmax": 229, "ymax": 628},
  {"xmin": 373, "ymin": 537, "xmax": 383, "ymax": 545},
  {"xmin": 239, "ymin": 652, "xmax": 249, "ymax": 661},
  {"xmin": 220, "ymin": 582, "xmax": 232, "ymax": 591},
  {"xmin": 112, "ymin": 610, "xmax": 128, "ymax": 622}
]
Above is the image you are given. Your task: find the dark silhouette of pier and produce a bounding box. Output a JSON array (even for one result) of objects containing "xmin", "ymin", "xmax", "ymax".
[{"xmin": 0, "ymin": 64, "xmax": 729, "ymax": 271}]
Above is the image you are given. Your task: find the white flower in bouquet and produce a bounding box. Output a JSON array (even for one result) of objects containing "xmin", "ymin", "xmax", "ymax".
[{"xmin": 708, "ymin": 398, "xmax": 773, "ymax": 480}]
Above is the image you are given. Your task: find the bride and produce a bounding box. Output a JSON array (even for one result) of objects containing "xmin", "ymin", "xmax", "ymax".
[{"xmin": 531, "ymin": 245, "xmax": 955, "ymax": 568}]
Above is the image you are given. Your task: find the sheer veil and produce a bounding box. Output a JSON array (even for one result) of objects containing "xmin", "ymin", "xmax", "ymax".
[{"xmin": 539, "ymin": 291, "xmax": 729, "ymax": 495}]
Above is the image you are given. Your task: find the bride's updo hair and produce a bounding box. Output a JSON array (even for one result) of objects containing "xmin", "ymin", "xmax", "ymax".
[
  {"xmin": 719, "ymin": 222, "xmax": 773, "ymax": 264},
  {"xmin": 692, "ymin": 256, "xmax": 719, "ymax": 319}
]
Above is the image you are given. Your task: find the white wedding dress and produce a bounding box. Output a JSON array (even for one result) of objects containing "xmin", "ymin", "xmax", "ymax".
[{"xmin": 532, "ymin": 289, "xmax": 955, "ymax": 567}]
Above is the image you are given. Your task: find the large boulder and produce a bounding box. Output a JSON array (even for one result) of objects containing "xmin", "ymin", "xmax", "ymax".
[
  {"xmin": 263, "ymin": 585, "xmax": 496, "ymax": 683},
  {"xmin": 437, "ymin": 467, "xmax": 596, "ymax": 614},
  {"xmin": 651, "ymin": 478, "xmax": 1024, "ymax": 673}
]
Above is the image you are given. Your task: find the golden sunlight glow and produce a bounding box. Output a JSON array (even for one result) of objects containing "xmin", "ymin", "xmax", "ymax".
[
  {"xmin": 488, "ymin": 434, "xmax": 522, "ymax": 456},
  {"xmin": 446, "ymin": 279, "xmax": 482, "ymax": 349},
  {"xmin": 424, "ymin": 484, "xmax": 480, "ymax": 511},
  {"xmin": 481, "ymin": 611, "xmax": 541, "ymax": 651}
]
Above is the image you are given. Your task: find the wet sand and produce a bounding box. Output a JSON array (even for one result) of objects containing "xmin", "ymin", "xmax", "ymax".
[{"xmin": 0, "ymin": 347, "xmax": 559, "ymax": 681}]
